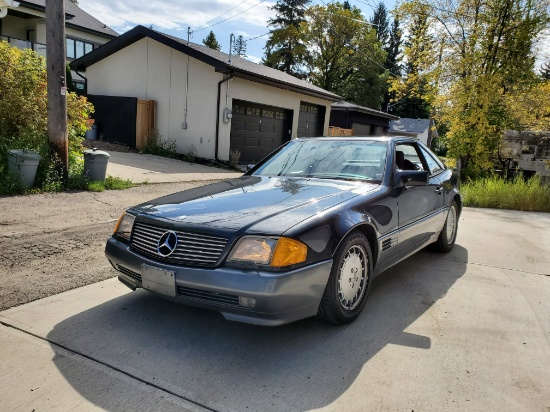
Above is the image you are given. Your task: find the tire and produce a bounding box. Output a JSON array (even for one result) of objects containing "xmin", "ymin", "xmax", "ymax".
[
  {"xmin": 432, "ymin": 200, "xmax": 459, "ymax": 253},
  {"xmin": 317, "ymin": 231, "xmax": 373, "ymax": 325}
]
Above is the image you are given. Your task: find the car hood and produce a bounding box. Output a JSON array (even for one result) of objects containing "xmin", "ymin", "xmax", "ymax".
[{"xmin": 131, "ymin": 176, "xmax": 379, "ymax": 235}]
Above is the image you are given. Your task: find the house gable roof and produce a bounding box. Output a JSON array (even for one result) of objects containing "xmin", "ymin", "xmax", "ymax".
[
  {"xmin": 389, "ymin": 118, "xmax": 438, "ymax": 138},
  {"xmin": 18, "ymin": 0, "xmax": 118, "ymax": 39},
  {"xmin": 70, "ymin": 25, "xmax": 341, "ymax": 102},
  {"xmin": 331, "ymin": 101, "xmax": 399, "ymax": 120}
]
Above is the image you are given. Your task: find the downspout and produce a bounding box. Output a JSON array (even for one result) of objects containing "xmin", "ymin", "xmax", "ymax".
[{"xmin": 215, "ymin": 72, "xmax": 233, "ymax": 163}]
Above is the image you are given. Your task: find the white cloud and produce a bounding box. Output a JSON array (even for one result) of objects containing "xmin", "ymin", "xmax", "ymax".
[{"xmin": 79, "ymin": 0, "xmax": 275, "ymax": 34}]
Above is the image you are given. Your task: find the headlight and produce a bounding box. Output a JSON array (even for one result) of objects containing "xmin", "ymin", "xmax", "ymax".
[
  {"xmin": 113, "ymin": 213, "xmax": 135, "ymax": 241},
  {"xmin": 229, "ymin": 236, "xmax": 307, "ymax": 267}
]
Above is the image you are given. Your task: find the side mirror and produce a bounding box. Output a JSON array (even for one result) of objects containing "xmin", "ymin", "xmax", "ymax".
[
  {"xmin": 399, "ymin": 170, "xmax": 429, "ymax": 187},
  {"xmin": 246, "ymin": 164, "xmax": 256, "ymax": 171}
]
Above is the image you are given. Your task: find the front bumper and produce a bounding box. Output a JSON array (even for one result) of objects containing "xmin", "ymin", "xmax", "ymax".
[{"xmin": 105, "ymin": 237, "xmax": 333, "ymax": 326}]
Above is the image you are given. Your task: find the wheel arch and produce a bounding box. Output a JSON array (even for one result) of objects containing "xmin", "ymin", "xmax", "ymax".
[{"xmin": 333, "ymin": 223, "xmax": 379, "ymax": 270}]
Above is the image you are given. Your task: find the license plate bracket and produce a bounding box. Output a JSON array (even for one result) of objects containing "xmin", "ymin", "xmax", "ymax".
[{"xmin": 141, "ymin": 264, "xmax": 176, "ymax": 297}]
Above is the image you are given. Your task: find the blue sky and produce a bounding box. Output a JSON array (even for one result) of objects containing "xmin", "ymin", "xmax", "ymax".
[{"xmin": 78, "ymin": 0, "xmax": 397, "ymax": 63}]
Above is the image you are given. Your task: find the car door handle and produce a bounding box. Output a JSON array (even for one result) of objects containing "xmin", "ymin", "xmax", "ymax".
[{"xmin": 435, "ymin": 187, "xmax": 443, "ymax": 195}]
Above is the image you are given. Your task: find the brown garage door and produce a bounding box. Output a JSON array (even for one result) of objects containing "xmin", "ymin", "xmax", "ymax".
[
  {"xmin": 230, "ymin": 100, "xmax": 292, "ymax": 163},
  {"xmin": 297, "ymin": 102, "xmax": 325, "ymax": 137}
]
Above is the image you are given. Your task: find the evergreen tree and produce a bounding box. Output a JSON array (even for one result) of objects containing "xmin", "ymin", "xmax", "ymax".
[
  {"xmin": 541, "ymin": 61, "xmax": 550, "ymax": 80},
  {"xmin": 263, "ymin": 0, "xmax": 310, "ymax": 78},
  {"xmin": 233, "ymin": 35, "xmax": 247, "ymax": 58},
  {"xmin": 202, "ymin": 31, "xmax": 221, "ymax": 51},
  {"xmin": 386, "ymin": 18, "xmax": 402, "ymax": 76},
  {"xmin": 371, "ymin": 2, "xmax": 389, "ymax": 47}
]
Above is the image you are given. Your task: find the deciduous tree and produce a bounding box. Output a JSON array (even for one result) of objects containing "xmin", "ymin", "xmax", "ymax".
[
  {"xmin": 394, "ymin": 0, "xmax": 550, "ymax": 177},
  {"xmin": 302, "ymin": 2, "xmax": 387, "ymax": 109}
]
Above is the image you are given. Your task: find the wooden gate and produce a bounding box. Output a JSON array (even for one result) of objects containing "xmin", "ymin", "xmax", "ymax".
[{"xmin": 136, "ymin": 99, "xmax": 157, "ymax": 150}]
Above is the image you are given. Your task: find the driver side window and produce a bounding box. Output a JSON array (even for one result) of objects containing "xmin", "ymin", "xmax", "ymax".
[{"xmin": 395, "ymin": 144, "xmax": 423, "ymax": 171}]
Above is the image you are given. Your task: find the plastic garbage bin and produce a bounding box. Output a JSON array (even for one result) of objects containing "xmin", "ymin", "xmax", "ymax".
[
  {"xmin": 84, "ymin": 148, "xmax": 110, "ymax": 182},
  {"xmin": 85, "ymin": 124, "xmax": 97, "ymax": 140},
  {"xmin": 7, "ymin": 149, "xmax": 42, "ymax": 187}
]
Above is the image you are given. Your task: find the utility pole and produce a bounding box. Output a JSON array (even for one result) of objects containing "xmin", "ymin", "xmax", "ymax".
[{"xmin": 46, "ymin": 0, "xmax": 68, "ymax": 179}]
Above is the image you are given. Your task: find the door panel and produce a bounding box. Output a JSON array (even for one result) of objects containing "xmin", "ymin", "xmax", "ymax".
[{"xmin": 395, "ymin": 143, "xmax": 445, "ymax": 253}]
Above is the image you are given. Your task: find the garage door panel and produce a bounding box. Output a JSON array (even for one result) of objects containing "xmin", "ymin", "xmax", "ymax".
[
  {"xmin": 245, "ymin": 122, "xmax": 260, "ymax": 132},
  {"xmin": 231, "ymin": 99, "xmax": 292, "ymax": 163},
  {"xmin": 231, "ymin": 120, "xmax": 245, "ymax": 131},
  {"xmin": 260, "ymin": 124, "xmax": 274, "ymax": 133},
  {"xmin": 298, "ymin": 103, "xmax": 325, "ymax": 138},
  {"xmin": 243, "ymin": 137, "xmax": 260, "ymax": 147}
]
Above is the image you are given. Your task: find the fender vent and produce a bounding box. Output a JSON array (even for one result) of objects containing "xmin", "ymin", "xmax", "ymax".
[{"xmin": 382, "ymin": 237, "xmax": 395, "ymax": 251}]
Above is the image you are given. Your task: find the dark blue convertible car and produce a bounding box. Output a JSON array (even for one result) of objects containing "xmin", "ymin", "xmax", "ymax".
[{"xmin": 106, "ymin": 137, "xmax": 461, "ymax": 325}]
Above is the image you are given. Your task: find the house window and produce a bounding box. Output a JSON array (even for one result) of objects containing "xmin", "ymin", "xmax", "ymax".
[
  {"xmin": 66, "ymin": 38, "xmax": 75, "ymax": 58},
  {"xmin": 66, "ymin": 36, "xmax": 96, "ymax": 59}
]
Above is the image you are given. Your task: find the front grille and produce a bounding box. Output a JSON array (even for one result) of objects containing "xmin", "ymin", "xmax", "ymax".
[
  {"xmin": 177, "ymin": 286, "xmax": 240, "ymax": 307},
  {"xmin": 131, "ymin": 222, "xmax": 228, "ymax": 266},
  {"xmin": 117, "ymin": 264, "xmax": 142, "ymax": 282}
]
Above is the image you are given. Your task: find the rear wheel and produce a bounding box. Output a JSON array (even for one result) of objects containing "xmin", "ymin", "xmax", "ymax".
[
  {"xmin": 432, "ymin": 200, "xmax": 459, "ymax": 253},
  {"xmin": 317, "ymin": 231, "xmax": 372, "ymax": 325}
]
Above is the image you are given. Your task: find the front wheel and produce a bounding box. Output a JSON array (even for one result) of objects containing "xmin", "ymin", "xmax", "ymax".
[
  {"xmin": 317, "ymin": 231, "xmax": 372, "ymax": 325},
  {"xmin": 432, "ymin": 200, "xmax": 459, "ymax": 253}
]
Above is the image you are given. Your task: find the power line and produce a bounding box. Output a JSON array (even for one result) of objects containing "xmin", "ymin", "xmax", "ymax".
[
  {"xmin": 193, "ymin": 0, "xmax": 250, "ymax": 33},
  {"xmin": 192, "ymin": 0, "xmax": 268, "ymax": 34},
  {"xmin": 247, "ymin": 31, "xmax": 270, "ymax": 41}
]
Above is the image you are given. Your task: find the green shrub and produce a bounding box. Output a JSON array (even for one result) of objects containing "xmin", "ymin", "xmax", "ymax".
[
  {"xmin": 0, "ymin": 171, "xmax": 27, "ymax": 196},
  {"xmin": 229, "ymin": 149, "xmax": 241, "ymax": 167},
  {"xmin": 183, "ymin": 145, "xmax": 197, "ymax": 163},
  {"xmin": 103, "ymin": 176, "xmax": 133, "ymax": 190},
  {"xmin": 462, "ymin": 174, "xmax": 550, "ymax": 212},
  {"xmin": 0, "ymin": 40, "xmax": 94, "ymax": 194},
  {"xmin": 87, "ymin": 181, "xmax": 105, "ymax": 192},
  {"xmin": 140, "ymin": 128, "xmax": 177, "ymax": 159}
]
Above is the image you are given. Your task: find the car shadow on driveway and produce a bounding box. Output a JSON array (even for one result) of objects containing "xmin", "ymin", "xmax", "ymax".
[{"xmin": 47, "ymin": 246, "xmax": 468, "ymax": 412}]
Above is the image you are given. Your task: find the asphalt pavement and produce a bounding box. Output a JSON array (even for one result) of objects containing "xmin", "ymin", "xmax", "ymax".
[{"xmin": 1, "ymin": 208, "xmax": 549, "ymax": 411}]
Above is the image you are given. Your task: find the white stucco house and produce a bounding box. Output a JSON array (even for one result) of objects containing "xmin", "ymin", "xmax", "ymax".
[
  {"xmin": 388, "ymin": 118, "xmax": 439, "ymax": 148},
  {"xmin": 0, "ymin": 0, "xmax": 118, "ymax": 91},
  {"xmin": 70, "ymin": 25, "xmax": 341, "ymax": 163}
]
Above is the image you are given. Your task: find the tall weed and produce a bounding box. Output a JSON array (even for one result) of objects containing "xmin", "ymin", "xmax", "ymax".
[{"xmin": 462, "ymin": 174, "xmax": 550, "ymax": 212}]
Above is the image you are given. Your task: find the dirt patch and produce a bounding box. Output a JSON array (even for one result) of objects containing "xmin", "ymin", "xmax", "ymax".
[
  {"xmin": 83, "ymin": 139, "xmax": 137, "ymax": 153},
  {"xmin": 0, "ymin": 181, "xmax": 213, "ymax": 311}
]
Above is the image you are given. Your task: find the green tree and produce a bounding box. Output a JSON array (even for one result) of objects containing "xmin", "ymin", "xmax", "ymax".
[
  {"xmin": 382, "ymin": 17, "xmax": 402, "ymax": 111},
  {"xmin": 202, "ymin": 31, "xmax": 221, "ymax": 51},
  {"xmin": 541, "ymin": 61, "xmax": 550, "ymax": 80},
  {"xmin": 371, "ymin": 2, "xmax": 389, "ymax": 46},
  {"xmin": 302, "ymin": 2, "xmax": 387, "ymax": 109},
  {"xmin": 233, "ymin": 35, "xmax": 247, "ymax": 58},
  {"xmin": 400, "ymin": 0, "xmax": 550, "ymax": 176},
  {"xmin": 389, "ymin": 4, "xmax": 436, "ymax": 118},
  {"xmin": 263, "ymin": 0, "xmax": 310, "ymax": 78}
]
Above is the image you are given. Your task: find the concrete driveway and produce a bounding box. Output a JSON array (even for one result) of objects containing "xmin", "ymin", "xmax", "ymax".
[
  {"xmin": 106, "ymin": 151, "xmax": 242, "ymax": 183},
  {"xmin": 1, "ymin": 208, "xmax": 549, "ymax": 411}
]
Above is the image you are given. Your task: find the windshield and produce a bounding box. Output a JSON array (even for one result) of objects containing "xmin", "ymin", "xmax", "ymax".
[{"xmin": 251, "ymin": 140, "xmax": 387, "ymax": 182}]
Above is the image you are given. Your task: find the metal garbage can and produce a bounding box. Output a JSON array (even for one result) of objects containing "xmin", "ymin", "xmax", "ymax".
[
  {"xmin": 7, "ymin": 149, "xmax": 42, "ymax": 188},
  {"xmin": 83, "ymin": 148, "xmax": 110, "ymax": 182}
]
